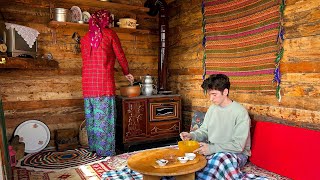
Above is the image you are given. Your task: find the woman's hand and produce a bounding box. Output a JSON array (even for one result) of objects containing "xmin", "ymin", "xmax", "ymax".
[
  {"xmin": 180, "ymin": 132, "xmax": 191, "ymax": 141},
  {"xmin": 125, "ymin": 74, "xmax": 134, "ymax": 84},
  {"xmin": 193, "ymin": 142, "xmax": 210, "ymax": 155}
]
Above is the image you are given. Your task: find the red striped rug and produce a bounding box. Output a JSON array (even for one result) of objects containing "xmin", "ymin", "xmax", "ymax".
[{"xmin": 202, "ymin": 0, "xmax": 285, "ymax": 101}]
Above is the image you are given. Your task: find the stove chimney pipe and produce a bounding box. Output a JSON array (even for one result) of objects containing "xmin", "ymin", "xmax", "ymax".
[{"xmin": 144, "ymin": 0, "xmax": 168, "ymax": 92}]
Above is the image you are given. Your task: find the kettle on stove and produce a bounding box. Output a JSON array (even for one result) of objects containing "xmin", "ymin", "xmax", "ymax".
[{"xmin": 141, "ymin": 75, "xmax": 157, "ymax": 96}]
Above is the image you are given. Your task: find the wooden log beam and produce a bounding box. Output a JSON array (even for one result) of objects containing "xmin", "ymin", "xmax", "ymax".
[
  {"xmin": 169, "ymin": 68, "xmax": 203, "ymax": 75},
  {"xmin": 2, "ymin": 99, "xmax": 83, "ymax": 111},
  {"xmin": 54, "ymin": 0, "xmax": 149, "ymax": 13},
  {"xmin": 280, "ymin": 61, "xmax": 320, "ymax": 73},
  {"xmin": 0, "ymin": 57, "xmax": 59, "ymax": 69},
  {"xmin": 284, "ymin": 0, "xmax": 320, "ymax": 38}
]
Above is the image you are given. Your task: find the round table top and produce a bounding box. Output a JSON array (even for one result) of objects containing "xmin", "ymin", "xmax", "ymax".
[{"xmin": 127, "ymin": 148, "xmax": 207, "ymax": 176}]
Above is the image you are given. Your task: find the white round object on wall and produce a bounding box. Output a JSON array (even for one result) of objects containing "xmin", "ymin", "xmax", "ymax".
[{"xmin": 14, "ymin": 120, "xmax": 50, "ymax": 153}]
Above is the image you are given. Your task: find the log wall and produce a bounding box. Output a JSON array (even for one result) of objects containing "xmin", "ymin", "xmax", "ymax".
[
  {"xmin": 0, "ymin": 0, "xmax": 159, "ymax": 145},
  {"xmin": 167, "ymin": 0, "xmax": 320, "ymax": 131},
  {"xmin": 1, "ymin": 0, "xmax": 319, "ymax": 147}
]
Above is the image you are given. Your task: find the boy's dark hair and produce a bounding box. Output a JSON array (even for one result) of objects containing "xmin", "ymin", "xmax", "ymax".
[{"xmin": 201, "ymin": 74, "xmax": 230, "ymax": 94}]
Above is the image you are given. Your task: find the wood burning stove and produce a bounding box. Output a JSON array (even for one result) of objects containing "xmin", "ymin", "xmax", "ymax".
[{"xmin": 116, "ymin": 95, "xmax": 181, "ymax": 150}]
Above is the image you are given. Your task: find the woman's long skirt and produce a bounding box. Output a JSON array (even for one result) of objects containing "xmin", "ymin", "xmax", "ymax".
[{"xmin": 84, "ymin": 96, "xmax": 116, "ymax": 157}]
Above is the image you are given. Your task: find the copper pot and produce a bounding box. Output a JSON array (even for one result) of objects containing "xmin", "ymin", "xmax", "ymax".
[{"xmin": 120, "ymin": 85, "xmax": 141, "ymax": 97}]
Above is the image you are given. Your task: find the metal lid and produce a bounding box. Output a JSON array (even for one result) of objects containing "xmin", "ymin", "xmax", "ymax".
[{"xmin": 54, "ymin": 8, "xmax": 68, "ymax": 13}]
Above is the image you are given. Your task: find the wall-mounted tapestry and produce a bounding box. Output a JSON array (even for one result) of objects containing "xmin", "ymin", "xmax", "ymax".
[{"xmin": 202, "ymin": 0, "xmax": 285, "ymax": 101}]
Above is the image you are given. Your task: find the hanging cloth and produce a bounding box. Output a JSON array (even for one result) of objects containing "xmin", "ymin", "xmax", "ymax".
[{"xmin": 5, "ymin": 23, "xmax": 39, "ymax": 48}]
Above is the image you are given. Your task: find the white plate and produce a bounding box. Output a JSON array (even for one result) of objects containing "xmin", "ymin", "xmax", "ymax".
[
  {"xmin": 70, "ymin": 6, "xmax": 82, "ymax": 22},
  {"xmin": 14, "ymin": 120, "xmax": 50, "ymax": 153},
  {"xmin": 82, "ymin": 11, "xmax": 91, "ymax": 23}
]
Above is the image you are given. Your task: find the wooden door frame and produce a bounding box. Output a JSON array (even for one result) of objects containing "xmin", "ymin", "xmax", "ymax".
[{"xmin": 0, "ymin": 99, "xmax": 11, "ymax": 179}]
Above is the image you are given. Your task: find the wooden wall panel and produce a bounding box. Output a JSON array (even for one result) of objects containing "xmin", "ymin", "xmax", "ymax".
[
  {"xmin": 284, "ymin": 0, "xmax": 320, "ymax": 39},
  {"xmin": 0, "ymin": 0, "xmax": 159, "ymax": 143},
  {"xmin": 168, "ymin": 0, "xmax": 320, "ymax": 131},
  {"xmin": 1, "ymin": 0, "xmax": 319, "ymax": 146},
  {"xmin": 167, "ymin": 0, "xmax": 203, "ymax": 130}
]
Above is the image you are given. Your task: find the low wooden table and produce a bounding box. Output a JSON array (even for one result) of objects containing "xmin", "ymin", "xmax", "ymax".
[{"xmin": 127, "ymin": 148, "xmax": 207, "ymax": 180}]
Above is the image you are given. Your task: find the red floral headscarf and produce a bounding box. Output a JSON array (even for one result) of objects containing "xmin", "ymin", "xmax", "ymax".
[{"xmin": 89, "ymin": 10, "xmax": 113, "ymax": 48}]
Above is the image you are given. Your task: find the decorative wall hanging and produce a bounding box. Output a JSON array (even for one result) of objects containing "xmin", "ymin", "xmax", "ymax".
[{"xmin": 202, "ymin": 0, "xmax": 285, "ymax": 101}]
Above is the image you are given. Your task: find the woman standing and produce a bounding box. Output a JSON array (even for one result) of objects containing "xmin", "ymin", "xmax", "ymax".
[{"xmin": 81, "ymin": 10, "xmax": 134, "ymax": 156}]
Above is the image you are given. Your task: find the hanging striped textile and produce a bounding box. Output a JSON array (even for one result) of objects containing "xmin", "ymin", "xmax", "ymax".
[{"xmin": 202, "ymin": 0, "xmax": 285, "ymax": 101}]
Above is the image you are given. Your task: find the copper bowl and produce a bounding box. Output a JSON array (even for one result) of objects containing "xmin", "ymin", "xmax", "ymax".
[{"xmin": 120, "ymin": 85, "xmax": 141, "ymax": 97}]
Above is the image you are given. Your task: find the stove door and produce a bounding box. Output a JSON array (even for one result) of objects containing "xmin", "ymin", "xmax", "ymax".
[{"xmin": 149, "ymin": 97, "xmax": 180, "ymax": 122}]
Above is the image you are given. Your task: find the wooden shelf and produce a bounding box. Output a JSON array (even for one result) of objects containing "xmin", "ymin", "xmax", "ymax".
[
  {"xmin": 53, "ymin": 0, "xmax": 149, "ymax": 14},
  {"xmin": 48, "ymin": 21, "xmax": 151, "ymax": 35},
  {"xmin": 48, "ymin": 21, "xmax": 87, "ymax": 29},
  {"xmin": 0, "ymin": 56, "xmax": 59, "ymax": 69}
]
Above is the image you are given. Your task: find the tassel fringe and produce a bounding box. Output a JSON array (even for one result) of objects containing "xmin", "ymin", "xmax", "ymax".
[
  {"xmin": 274, "ymin": 0, "xmax": 285, "ymax": 102},
  {"xmin": 202, "ymin": 0, "xmax": 206, "ymax": 80}
]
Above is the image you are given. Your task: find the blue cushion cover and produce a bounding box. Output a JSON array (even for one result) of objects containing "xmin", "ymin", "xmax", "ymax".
[{"xmin": 190, "ymin": 111, "xmax": 205, "ymax": 131}]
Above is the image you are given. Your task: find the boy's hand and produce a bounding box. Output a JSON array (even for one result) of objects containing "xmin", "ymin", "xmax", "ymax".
[
  {"xmin": 194, "ymin": 142, "xmax": 210, "ymax": 155},
  {"xmin": 179, "ymin": 132, "xmax": 191, "ymax": 141}
]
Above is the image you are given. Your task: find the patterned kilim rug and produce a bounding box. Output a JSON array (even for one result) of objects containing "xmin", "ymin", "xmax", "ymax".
[
  {"xmin": 202, "ymin": 0, "xmax": 285, "ymax": 101},
  {"xmin": 16, "ymin": 148, "xmax": 106, "ymax": 172},
  {"xmin": 13, "ymin": 145, "xmax": 290, "ymax": 180},
  {"xmin": 13, "ymin": 152, "xmax": 132, "ymax": 180},
  {"xmin": 45, "ymin": 152, "xmax": 133, "ymax": 180},
  {"xmin": 13, "ymin": 146, "xmax": 176, "ymax": 180}
]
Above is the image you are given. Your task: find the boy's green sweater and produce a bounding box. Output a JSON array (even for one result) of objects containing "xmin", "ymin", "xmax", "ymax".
[{"xmin": 190, "ymin": 101, "xmax": 251, "ymax": 156}]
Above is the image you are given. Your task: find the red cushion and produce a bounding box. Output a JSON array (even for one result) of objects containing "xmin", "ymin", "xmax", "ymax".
[{"xmin": 250, "ymin": 121, "xmax": 320, "ymax": 180}]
